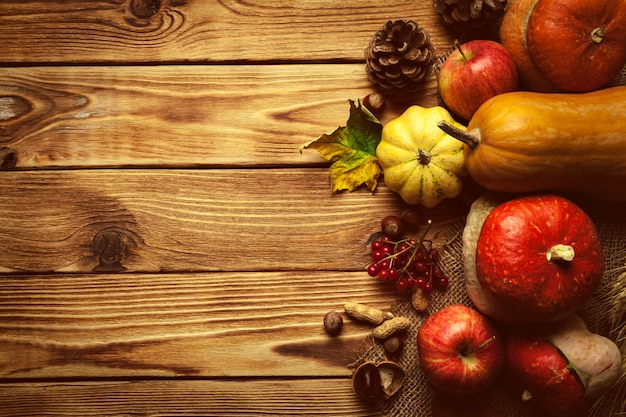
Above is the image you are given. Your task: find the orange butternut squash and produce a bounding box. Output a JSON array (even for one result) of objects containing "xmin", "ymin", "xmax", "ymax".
[{"xmin": 438, "ymin": 86, "xmax": 626, "ymax": 200}]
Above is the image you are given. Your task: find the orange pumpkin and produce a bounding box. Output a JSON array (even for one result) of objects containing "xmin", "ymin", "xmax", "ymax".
[{"xmin": 500, "ymin": 0, "xmax": 626, "ymax": 92}]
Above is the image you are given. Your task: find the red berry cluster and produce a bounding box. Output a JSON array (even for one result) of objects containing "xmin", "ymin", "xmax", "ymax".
[{"xmin": 367, "ymin": 217, "xmax": 449, "ymax": 294}]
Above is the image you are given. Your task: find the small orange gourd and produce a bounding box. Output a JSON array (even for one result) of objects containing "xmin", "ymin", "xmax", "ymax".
[{"xmin": 438, "ymin": 86, "xmax": 626, "ymax": 201}]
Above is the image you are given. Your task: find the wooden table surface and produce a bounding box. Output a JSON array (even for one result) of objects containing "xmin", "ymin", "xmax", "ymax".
[{"xmin": 0, "ymin": 1, "xmax": 464, "ymax": 415}]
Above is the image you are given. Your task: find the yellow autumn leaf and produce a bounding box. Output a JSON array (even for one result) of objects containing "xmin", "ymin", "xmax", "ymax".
[{"xmin": 300, "ymin": 99, "xmax": 382, "ymax": 192}]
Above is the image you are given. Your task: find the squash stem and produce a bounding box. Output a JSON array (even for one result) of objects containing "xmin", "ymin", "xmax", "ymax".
[
  {"xmin": 546, "ymin": 244, "xmax": 575, "ymax": 262},
  {"xmin": 417, "ymin": 149, "xmax": 431, "ymax": 165},
  {"xmin": 591, "ymin": 27, "xmax": 605, "ymax": 44},
  {"xmin": 437, "ymin": 121, "xmax": 480, "ymax": 150},
  {"xmin": 521, "ymin": 390, "xmax": 533, "ymax": 402}
]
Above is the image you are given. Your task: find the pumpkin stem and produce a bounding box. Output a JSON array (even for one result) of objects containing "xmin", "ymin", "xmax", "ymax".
[
  {"xmin": 437, "ymin": 120, "xmax": 480, "ymax": 150},
  {"xmin": 417, "ymin": 149, "xmax": 431, "ymax": 165},
  {"xmin": 591, "ymin": 27, "xmax": 605, "ymax": 44},
  {"xmin": 521, "ymin": 390, "xmax": 533, "ymax": 402},
  {"xmin": 546, "ymin": 244, "xmax": 575, "ymax": 263}
]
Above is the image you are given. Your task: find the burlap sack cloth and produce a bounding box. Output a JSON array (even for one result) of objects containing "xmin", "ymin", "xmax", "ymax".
[{"xmin": 351, "ymin": 187, "xmax": 626, "ymax": 417}]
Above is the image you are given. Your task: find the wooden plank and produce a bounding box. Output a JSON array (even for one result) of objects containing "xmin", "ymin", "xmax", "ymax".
[
  {"xmin": 0, "ymin": 65, "xmax": 439, "ymax": 169},
  {"xmin": 0, "ymin": 271, "xmax": 398, "ymax": 379},
  {"xmin": 0, "ymin": 0, "xmax": 454, "ymax": 64},
  {"xmin": 0, "ymin": 169, "xmax": 468, "ymax": 274},
  {"xmin": 0, "ymin": 380, "xmax": 386, "ymax": 416}
]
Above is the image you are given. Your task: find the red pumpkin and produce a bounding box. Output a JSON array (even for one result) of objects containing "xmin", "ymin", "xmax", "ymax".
[
  {"xmin": 500, "ymin": 0, "xmax": 626, "ymax": 92},
  {"xmin": 506, "ymin": 314, "xmax": 622, "ymax": 417},
  {"xmin": 475, "ymin": 195, "xmax": 603, "ymax": 323},
  {"xmin": 506, "ymin": 332, "xmax": 589, "ymax": 417}
]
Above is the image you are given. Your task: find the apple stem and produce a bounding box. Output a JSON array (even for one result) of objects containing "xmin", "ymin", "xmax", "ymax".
[
  {"xmin": 546, "ymin": 244, "xmax": 575, "ymax": 263},
  {"xmin": 462, "ymin": 335, "xmax": 497, "ymax": 357},
  {"xmin": 454, "ymin": 39, "xmax": 467, "ymax": 60},
  {"xmin": 437, "ymin": 121, "xmax": 481, "ymax": 150},
  {"xmin": 591, "ymin": 27, "xmax": 605, "ymax": 44},
  {"xmin": 474, "ymin": 335, "xmax": 496, "ymax": 352}
]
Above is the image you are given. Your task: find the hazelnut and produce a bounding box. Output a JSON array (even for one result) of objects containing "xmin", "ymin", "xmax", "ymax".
[
  {"xmin": 323, "ymin": 311, "xmax": 343, "ymax": 336},
  {"xmin": 381, "ymin": 215, "xmax": 404, "ymax": 239},
  {"xmin": 401, "ymin": 210, "xmax": 422, "ymax": 231},
  {"xmin": 352, "ymin": 362, "xmax": 384, "ymax": 403},
  {"xmin": 383, "ymin": 335, "xmax": 405, "ymax": 358},
  {"xmin": 362, "ymin": 93, "xmax": 385, "ymax": 115}
]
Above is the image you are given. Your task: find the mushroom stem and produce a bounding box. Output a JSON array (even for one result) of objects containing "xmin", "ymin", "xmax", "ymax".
[
  {"xmin": 437, "ymin": 120, "xmax": 481, "ymax": 150},
  {"xmin": 546, "ymin": 244, "xmax": 575, "ymax": 262}
]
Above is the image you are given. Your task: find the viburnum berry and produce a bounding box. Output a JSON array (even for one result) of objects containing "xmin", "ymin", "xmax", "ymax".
[
  {"xmin": 379, "ymin": 269, "xmax": 389, "ymax": 280},
  {"xmin": 397, "ymin": 242, "xmax": 411, "ymax": 253},
  {"xmin": 380, "ymin": 235, "xmax": 393, "ymax": 244},
  {"xmin": 434, "ymin": 276, "xmax": 449, "ymax": 290},
  {"xmin": 396, "ymin": 279, "xmax": 411, "ymax": 292},
  {"xmin": 367, "ymin": 263, "xmax": 380, "ymax": 277},
  {"xmin": 371, "ymin": 241, "xmax": 383, "ymax": 251},
  {"xmin": 414, "ymin": 262, "xmax": 428, "ymax": 274},
  {"xmin": 366, "ymin": 217, "xmax": 449, "ymax": 299},
  {"xmin": 387, "ymin": 268, "xmax": 399, "ymax": 281},
  {"xmin": 379, "ymin": 259, "xmax": 390, "ymax": 271},
  {"xmin": 372, "ymin": 249, "xmax": 386, "ymax": 262},
  {"xmin": 415, "ymin": 276, "xmax": 428, "ymax": 289},
  {"xmin": 394, "ymin": 256, "xmax": 408, "ymax": 269}
]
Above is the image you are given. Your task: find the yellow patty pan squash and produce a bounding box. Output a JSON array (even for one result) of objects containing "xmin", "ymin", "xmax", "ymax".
[{"xmin": 376, "ymin": 106, "xmax": 466, "ymax": 207}]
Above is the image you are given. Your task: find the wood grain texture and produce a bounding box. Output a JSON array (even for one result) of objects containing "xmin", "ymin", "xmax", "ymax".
[
  {"xmin": 0, "ymin": 2, "xmax": 473, "ymax": 414},
  {"xmin": 0, "ymin": 380, "xmax": 386, "ymax": 416},
  {"xmin": 0, "ymin": 168, "xmax": 387, "ymax": 273},
  {"xmin": 0, "ymin": 169, "xmax": 468, "ymax": 274},
  {"xmin": 0, "ymin": 0, "xmax": 455, "ymax": 64},
  {"xmin": 0, "ymin": 271, "xmax": 398, "ymax": 379},
  {"xmin": 0, "ymin": 65, "xmax": 439, "ymax": 169}
]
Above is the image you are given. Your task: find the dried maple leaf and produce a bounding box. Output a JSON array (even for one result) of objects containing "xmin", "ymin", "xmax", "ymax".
[{"xmin": 301, "ymin": 99, "xmax": 382, "ymax": 192}]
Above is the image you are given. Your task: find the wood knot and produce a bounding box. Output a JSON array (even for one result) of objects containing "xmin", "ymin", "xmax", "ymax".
[
  {"xmin": 129, "ymin": 0, "xmax": 161, "ymax": 18},
  {"xmin": 93, "ymin": 229, "xmax": 129, "ymax": 272},
  {"xmin": 0, "ymin": 95, "xmax": 32, "ymax": 121},
  {"xmin": 0, "ymin": 147, "xmax": 17, "ymax": 170}
]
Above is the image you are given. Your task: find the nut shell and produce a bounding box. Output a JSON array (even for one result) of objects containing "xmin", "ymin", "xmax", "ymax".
[
  {"xmin": 378, "ymin": 361, "xmax": 406, "ymax": 398},
  {"xmin": 352, "ymin": 361, "xmax": 406, "ymax": 402}
]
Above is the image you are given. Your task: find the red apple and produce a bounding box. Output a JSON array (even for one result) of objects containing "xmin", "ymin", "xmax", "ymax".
[
  {"xmin": 438, "ymin": 40, "xmax": 519, "ymax": 121},
  {"xmin": 417, "ymin": 304, "xmax": 506, "ymax": 395}
]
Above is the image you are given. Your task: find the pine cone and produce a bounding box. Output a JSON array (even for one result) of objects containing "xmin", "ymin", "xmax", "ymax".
[
  {"xmin": 434, "ymin": 0, "xmax": 507, "ymax": 28},
  {"xmin": 364, "ymin": 20, "xmax": 436, "ymax": 94}
]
